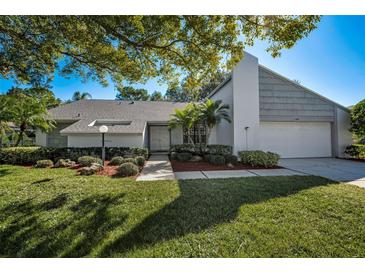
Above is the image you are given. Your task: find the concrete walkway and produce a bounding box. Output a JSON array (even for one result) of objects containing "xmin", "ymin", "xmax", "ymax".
[
  {"xmin": 174, "ymin": 168, "xmax": 306, "ymax": 180},
  {"xmin": 136, "ymin": 155, "xmax": 175, "ymax": 181},
  {"xmin": 279, "ymin": 158, "xmax": 365, "ymax": 187}
]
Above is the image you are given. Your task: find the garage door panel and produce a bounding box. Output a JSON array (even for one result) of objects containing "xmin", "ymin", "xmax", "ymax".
[{"xmin": 258, "ymin": 122, "xmax": 332, "ymax": 158}]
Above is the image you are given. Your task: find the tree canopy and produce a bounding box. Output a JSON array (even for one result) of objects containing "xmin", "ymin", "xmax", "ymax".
[
  {"xmin": 116, "ymin": 86, "xmax": 150, "ymax": 101},
  {"xmin": 0, "ymin": 16, "xmax": 320, "ymax": 94},
  {"xmin": 350, "ymin": 99, "xmax": 365, "ymax": 143},
  {"xmin": 7, "ymin": 87, "xmax": 61, "ymax": 108}
]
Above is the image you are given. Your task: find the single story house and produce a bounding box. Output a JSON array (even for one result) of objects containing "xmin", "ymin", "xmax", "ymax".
[{"xmin": 36, "ymin": 52, "xmax": 353, "ymax": 158}]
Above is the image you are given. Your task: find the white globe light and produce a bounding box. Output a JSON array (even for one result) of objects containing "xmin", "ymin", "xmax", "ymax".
[{"xmin": 99, "ymin": 125, "xmax": 109, "ymax": 133}]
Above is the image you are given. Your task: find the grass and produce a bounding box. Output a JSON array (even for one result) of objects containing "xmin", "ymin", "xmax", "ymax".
[{"xmin": 0, "ymin": 165, "xmax": 364, "ymax": 258}]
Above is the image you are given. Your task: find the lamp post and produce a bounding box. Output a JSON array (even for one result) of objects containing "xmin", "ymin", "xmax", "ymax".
[{"xmin": 99, "ymin": 125, "xmax": 109, "ymax": 166}]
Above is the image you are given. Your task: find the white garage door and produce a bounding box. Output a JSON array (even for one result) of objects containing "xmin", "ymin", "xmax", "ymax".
[{"xmin": 258, "ymin": 122, "xmax": 332, "ymax": 158}]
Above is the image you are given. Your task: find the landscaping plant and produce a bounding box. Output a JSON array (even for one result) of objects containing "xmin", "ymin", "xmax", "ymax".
[
  {"xmin": 77, "ymin": 156, "xmax": 103, "ymax": 167},
  {"xmin": 117, "ymin": 162, "xmax": 139, "ymax": 177},
  {"xmin": 239, "ymin": 150, "xmax": 280, "ymax": 168},
  {"xmin": 35, "ymin": 159, "xmax": 54, "ymax": 168}
]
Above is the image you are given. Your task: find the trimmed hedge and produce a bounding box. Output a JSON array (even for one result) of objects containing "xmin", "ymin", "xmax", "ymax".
[
  {"xmin": 345, "ymin": 144, "xmax": 365, "ymax": 159},
  {"xmin": 170, "ymin": 144, "xmax": 232, "ymax": 156},
  {"xmin": 109, "ymin": 156, "xmax": 125, "ymax": 166},
  {"xmin": 35, "ymin": 159, "xmax": 54, "ymax": 168},
  {"xmin": 117, "ymin": 162, "xmax": 139, "ymax": 177},
  {"xmin": 239, "ymin": 150, "xmax": 280, "ymax": 168},
  {"xmin": 176, "ymin": 152, "xmax": 193, "ymax": 161},
  {"xmin": 134, "ymin": 156, "xmax": 146, "ymax": 167},
  {"xmin": 119, "ymin": 158, "xmax": 137, "ymax": 165},
  {"xmin": 209, "ymin": 154, "xmax": 226, "ymax": 165},
  {"xmin": 0, "ymin": 146, "xmax": 148, "ymax": 165},
  {"xmin": 77, "ymin": 156, "xmax": 103, "ymax": 167},
  {"xmin": 225, "ymin": 154, "xmax": 238, "ymax": 165}
]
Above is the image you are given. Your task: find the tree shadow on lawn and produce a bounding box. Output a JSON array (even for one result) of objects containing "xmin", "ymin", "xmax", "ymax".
[
  {"xmin": 99, "ymin": 176, "xmax": 335, "ymax": 257},
  {"xmin": 0, "ymin": 192, "xmax": 127, "ymax": 257}
]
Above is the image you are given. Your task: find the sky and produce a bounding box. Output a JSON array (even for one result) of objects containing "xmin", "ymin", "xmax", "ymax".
[{"xmin": 0, "ymin": 15, "xmax": 364, "ymax": 107}]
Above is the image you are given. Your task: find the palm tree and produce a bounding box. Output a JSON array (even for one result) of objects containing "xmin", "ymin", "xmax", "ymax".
[
  {"xmin": 9, "ymin": 94, "xmax": 56, "ymax": 146},
  {"xmin": 72, "ymin": 91, "xmax": 92, "ymax": 101},
  {"xmin": 200, "ymin": 99, "xmax": 231, "ymax": 143},
  {"xmin": 169, "ymin": 103, "xmax": 200, "ymax": 145}
]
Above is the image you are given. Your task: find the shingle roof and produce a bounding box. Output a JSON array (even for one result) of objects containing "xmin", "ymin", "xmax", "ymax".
[{"xmin": 49, "ymin": 100, "xmax": 188, "ymax": 134}]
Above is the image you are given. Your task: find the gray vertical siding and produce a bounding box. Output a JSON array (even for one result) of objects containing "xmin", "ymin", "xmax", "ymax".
[{"xmin": 259, "ymin": 66, "xmax": 336, "ymax": 122}]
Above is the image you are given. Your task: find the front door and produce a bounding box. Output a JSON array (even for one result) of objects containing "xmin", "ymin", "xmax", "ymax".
[{"xmin": 150, "ymin": 126, "xmax": 170, "ymax": 152}]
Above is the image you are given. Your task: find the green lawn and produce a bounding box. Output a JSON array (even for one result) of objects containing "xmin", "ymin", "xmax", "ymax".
[{"xmin": 0, "ymin": 165, "xmax": 364, "ymax": 258}]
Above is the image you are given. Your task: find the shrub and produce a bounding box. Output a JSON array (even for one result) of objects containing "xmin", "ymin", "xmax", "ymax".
[
  {"xmin": 203, "ymin": 154, "xmax": 211, "ymax": 162},
  {"xmin": 77, "ymin": 156, "xmax": 102, "ymax": 167},
  {"xmin": 35, "ymin": 159, "xmax": 54, "ymax": 168},
  {"xmin": 0, "ymin": 146, "xmax": 149, "ymax": 165},
  {"xmin": 79, "ymin": 163, "xmax": 103, "ymax": 176},
  {"xmin": 225, "ymin": 154, "xmax": 238, "ymax": 165},
  {"xmin": 239, "ymin": 150, "xmax": 280, "ymax": 168},
  {"xmin": 120, "ymin": 158, "xmax": 137, "ymax": 164},
  {"xmin": 206, "ymin": 145, "xmax": 232, "ymax": 156},
  {"xmin": 134, "ymin": 156, "xmax": 146, "ymax": 167},
  {"xmin": 117, "ymin": 162, "xmax": 139, "ymax": 177},
  {"xmin": 209, "ymin": 154, "xmax": 226, "ymax": 165},
  {"xmin": 54, "ymin": 159, "xmax": 76, "ymax": 168},
  {"xmin": 170, "ymin": 144, "xmax": 198, "ymax": 153},
  {"xmin": 109, "ymin": 156, "xmax": 124, "ymax": 166},
  {"xmin": 345, "ymin": 144, "xmax": 365, "ymax": 159},
  {"xmin": 176, "ymin": 152, "xmax": 193, "ymax": 161},
  {"xmin": 170, "ymin": 152, "xmax": 178, "ymax": 160}
]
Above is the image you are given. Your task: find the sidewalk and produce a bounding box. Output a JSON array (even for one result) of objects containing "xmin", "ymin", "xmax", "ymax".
[
  {"xmin": 136, "ymin": 155, "xmax": 175, "ymax": 181},
  {"xmin": 174, "ymin": 169, "xmax": 306, "ymax": 180}
]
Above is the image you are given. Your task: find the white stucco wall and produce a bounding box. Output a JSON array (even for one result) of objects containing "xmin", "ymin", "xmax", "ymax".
[
  {"xmin": 210, "ymin": 80, "xmax": 234, "ymax": 146},
  {"xmin": 35, "ymin": 130, "xmax": 47, "ymax": 146},
  {"xmin": 67, "ymin": 133, "xmax": 144, "ymax": 148},
  {"xmin": 336, "ymin": 107, "xmax": 353, "ymax": 157},
  {"xmin": 232, "ymin": 52, "xmax": 260, "ymax": 154}
]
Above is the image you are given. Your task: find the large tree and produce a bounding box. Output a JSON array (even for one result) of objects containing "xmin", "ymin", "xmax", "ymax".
[
  {"xmin": 7, "ymin": 87, "xmax": 61, "ymax": 108},
  {"xmin": 116, "ymin": 86, "xmax": 150, "ymax": 101},
  {"xmin": 149, "ymin": 91, "xmax": 163, "ymax": 101},
  {"xmin": 0, "ymin": 16, "xmax": 320, "ymax": 95},
  {"xmin": 350, "ymin": 99, "xmax": 365, "ymax": 143}
]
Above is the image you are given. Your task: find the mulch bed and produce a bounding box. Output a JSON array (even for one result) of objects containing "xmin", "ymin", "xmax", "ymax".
[
  {"xmin": 97, "ymin": 161, "xmax": 119, "ymax": 176},
  {"xmin": 170, "ymin": 159, "xmax": 282, "ymax": 172}
]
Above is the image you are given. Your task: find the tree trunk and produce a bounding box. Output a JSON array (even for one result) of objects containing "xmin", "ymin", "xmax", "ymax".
[{"xmin": 14, "ymin": 131, "xmax": 23, "ymax": 146}]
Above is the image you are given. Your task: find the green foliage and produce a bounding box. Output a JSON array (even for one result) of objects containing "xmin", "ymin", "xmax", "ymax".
[
  {"xmin": 239, "ymin": 150, "xmax": 280, "ymax": 168},
  {"xmin": 72, "ymin": 91, "xmax": 92, "ymax": 101},
  {"xmin": 225, "ymin": 154, "xmax": 238, "ymax": 165},
  {"xmin": 77, "ymin": 156, "xmax": 103, "ymax": 167},
  {"xmin": 79, "ymin": 163, "xmax": 103, "ymax": 176},
  {"xmin": 2, "ymin": 91, "xmax": 56, "ymax": 146},
  {"xmin": 206, "ymin": 145, "xmax": 232, "ymax": 156},
  {"xmin": 176, "ymin": 152, "xmax": 193, "ymax": 161},
  {"xmin": 345, "ymin": 144, "xmax": 365, "ymax": 159},
  {"xmin": 116, "ymin": 87, "xmax": 149, "ymax": 101},
  {"xmin": 350, "ymin": 99, "xmax": 365, "ymax": 141},
  {"xmin": 7, "ymin": 87, "xmax": 61, "ymax": 109},
  {"xmin": 170, "ymin": 144, "xmax": 198, "ymax": 153},
  {"xmin": 209, "ymin": 154, "xmax": 226, "ymax": 165},
  {"xmin": 0, "ymin": 146, "xmax": 149, "ymax": 165},
  {"xmin": 149, "ymin": 91, "xmax": 164, "ymax": 101},
  {"xmin": 134, "ymin": 156, "xmax": 146, "ymax": 167},
  {"xmin": 109, "ymin": 156, "xmax": 125, "ymax": 166},
  {"xmin": 117, "ymin": 162, "xmax": 139, "ymax": 177},
  {"xmin": 35, "ymin": 159, "xmax": 54, "ymax": 168},
  {"xmin": 169, "ymin": 103, "xmax": 201, "ymax": 144},
  {"xmin": 0, "ymin": 16, "xmax": 320, "ymax": 93},
  {"xmin": 119, "ymin": 158, "xmax": 137, "ymax": 165}
]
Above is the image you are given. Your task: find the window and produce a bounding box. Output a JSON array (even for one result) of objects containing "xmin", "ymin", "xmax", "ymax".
[{"xmin": 183, "ymin": 124, "xmax": 206, "ymax": 144}]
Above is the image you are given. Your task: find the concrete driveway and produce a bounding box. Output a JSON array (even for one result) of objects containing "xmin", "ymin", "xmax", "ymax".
[{"xmin": 279, "ymin": 158, "xmax": 365, "ymax": 184}]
